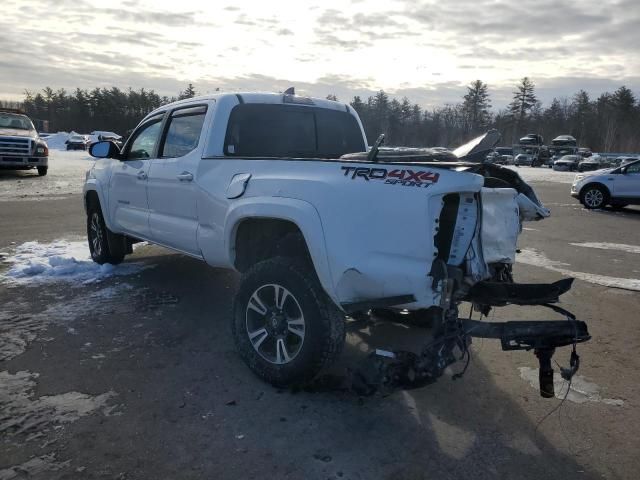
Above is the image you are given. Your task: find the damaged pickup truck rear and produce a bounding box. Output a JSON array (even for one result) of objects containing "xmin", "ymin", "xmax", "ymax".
[{"xmin": 83, "ymin": 92, "xmax": 590, "ymax": 397}]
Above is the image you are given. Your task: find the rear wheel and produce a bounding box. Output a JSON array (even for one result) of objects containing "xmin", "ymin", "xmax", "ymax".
[
  {"xmin": 580, "ymin": 184, "xmax": 609, "ymax": 209},
  {"xmin": 87, "ymin": 203, "xmax": 126, "ymax": 265},
  {"xmin": 233, "ymin": 257, "xmax": 345, "ymax": 386},
  {"xmin": 37, "ymin": 166, "xmax": 47, "ymax": 176}
]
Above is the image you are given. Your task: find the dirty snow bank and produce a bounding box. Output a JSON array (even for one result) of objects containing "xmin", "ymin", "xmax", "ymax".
[
  {"xmin": 506, "ymin": 166, "xmax": 575, "ymax": 184},
  {"xmin": 43, "ymin": 131, "xmax": 111, "ymax": 150},
  {"xmin": 569, "ymin": 242, "xmax": 640, "ymax": 255},
  {"xmin": 0, "ymin": 148, "xmax": 95, "ymax": 201},
  {"xmin": 517, "ymin": 248, "xmax": 640, "ymax": 292},
  {"xmin": 519, "ymin": 367, "xmax": 623, "ymax": 406},
  {"xmin": 2, "ymin": 240, "xmax": 145, "ymax": 284},
  {"xmin": 0, "ymin": 370, "xmax": 116, "ymax": 438}
]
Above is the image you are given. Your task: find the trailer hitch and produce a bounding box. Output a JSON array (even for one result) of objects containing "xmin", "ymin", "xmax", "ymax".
[{"xmin": 352, "ymin": 305, "xmax": 590, "ymax": 398}]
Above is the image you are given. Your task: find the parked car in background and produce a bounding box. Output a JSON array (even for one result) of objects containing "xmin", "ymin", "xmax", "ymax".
[
  {"xmin": 66, "ymin": 134, "xmax": 91, "ymax": 150},
  {"xmin": 91, "ymin": 131, "xmax": 124, "ymax": 148},
  {"xmin": 572, "ymin": 159, "xmax": 640, "ymax": 209},
  {"xmin": 518, "ymin": 134, "xmax": 543, "ymax": 146},
  {"xmin": 514, "ymin": 153, "xmax": 534, "ymax": 166},
  {"xmin": 0, "ymin": 109, "xmax": 49, "ymax": 175},
  {"xmin": 617, "ymin": 156, "xmax": 638, "ymax": 167},
  {"xmin": 553, "ymin": 155, "xmax": 581, "ymax": 171},
  {"xmin": 494, "ymin": 147, "xmax": 514, "ymax": 165},
  {"xmin": 551, "ymin": 135, "xmax": 577, "ymax": 147},
  {"xmin": 578, "ymin": 147, "xmax": 592, "ymax": 158},
  {"xmin": 578, "ymin": 156, "xmax": 605, "ymax": 172}
]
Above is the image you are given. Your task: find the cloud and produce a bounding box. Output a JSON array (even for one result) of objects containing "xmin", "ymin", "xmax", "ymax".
[
  {"xmin": 0, "ymin": 0, "xmax": 637, "ymax": 111},
  {"xmin": 313, "ymin": 8, "xmax": 417, "ymax": 50}
]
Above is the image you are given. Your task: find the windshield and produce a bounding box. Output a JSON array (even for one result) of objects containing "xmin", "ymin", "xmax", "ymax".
[{"xmin": 0, "ymin": 113, "xmax": 34, "ymax": 130}]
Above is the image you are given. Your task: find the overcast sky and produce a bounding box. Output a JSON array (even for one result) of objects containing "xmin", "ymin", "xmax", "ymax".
[{"xmin": 2, "ymin": 0, "xmax": 638, "ymax": 109}]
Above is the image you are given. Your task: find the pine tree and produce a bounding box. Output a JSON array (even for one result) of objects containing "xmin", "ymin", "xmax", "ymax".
[
  {"xmin": 462, "ymin": 80, "xmax": 491, "ymax": 134},
  {"xmin": 509, "ymin": 77, "xmax": 537, "ymax": 137},
  {"xmin": 179, "ymin": 83, "xmax": 197, "ymax": 100}
]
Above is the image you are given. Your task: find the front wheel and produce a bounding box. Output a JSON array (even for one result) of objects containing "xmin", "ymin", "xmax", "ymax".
[
  {"xmin": 37, "ymin": 166, "xmax": 48, "ymax": 176},
  {"xmin": 232, "ymin": 257, "xmax": 345, "ymax": 386},
  {"xmin": 87, "ymin": 205, "xmax": 125, "ymax": 264},
  {"xmin": 580, "ymin": 185, "xmax": 609, "ymax": 209}
]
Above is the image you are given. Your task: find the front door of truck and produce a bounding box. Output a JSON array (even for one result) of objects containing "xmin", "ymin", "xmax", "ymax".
[
  {"xmin": 146, "ymin": 105, "xmax": 207, "ymax": 256},
  {"xmin": 109, "ymin": 115, "xmax": 164, "ymax": 238}
]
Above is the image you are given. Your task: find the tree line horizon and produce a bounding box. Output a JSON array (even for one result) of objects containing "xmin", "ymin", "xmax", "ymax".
[{"xmin": 1, "ymin": 78, "xmax": 638, "ymax": 153}]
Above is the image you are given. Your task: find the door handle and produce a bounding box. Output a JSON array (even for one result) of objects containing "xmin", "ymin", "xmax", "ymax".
[
  {"xmin": 137, "ymin": 170, "xmax": 147, "ymax": 180},
  {"xmin": 176, "ymin": 171, "xmax": 194, "ymax": 182}
]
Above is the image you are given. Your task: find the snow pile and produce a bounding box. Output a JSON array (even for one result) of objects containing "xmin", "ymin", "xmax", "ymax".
[
  {"xmin": 0, "ymin": 149, "xmax": 95, "ymax": 201},
  {"xmin": 2, "ymin": 240, "xmax": 145, "ymax": 284},
  {"xmin": 517, "ymin": 248, "xmax": 640, "ymax": 291},
  {"xmin": 41, "ymin": 131, "xmax": 110, "ymax": 150},
  {"xmin": 42, "ymin": 132, "xmax": 73, "ymax": 150},
  {"xmin": 506, "ymin": 166, "xmax": 576, "ymax": 185}
]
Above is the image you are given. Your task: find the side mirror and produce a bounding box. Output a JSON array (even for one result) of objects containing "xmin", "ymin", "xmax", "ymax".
[{"xmin": 89, "ymin": 141, "xmax": 120, "ymax": 159}]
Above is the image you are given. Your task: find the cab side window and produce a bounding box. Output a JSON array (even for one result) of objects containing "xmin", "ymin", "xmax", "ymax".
[
  {"xmin": 126, "ymin": 119, "xmax": 163, "ymax": 160},
  {"xmin": 161, "ymin": 106, "xmax": 207, "ymax": 158}
]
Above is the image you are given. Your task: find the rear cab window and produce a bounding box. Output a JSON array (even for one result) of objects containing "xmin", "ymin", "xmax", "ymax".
[{"xmin": 223, "ymin": 104, "xmax": 365, "ymax": 159}]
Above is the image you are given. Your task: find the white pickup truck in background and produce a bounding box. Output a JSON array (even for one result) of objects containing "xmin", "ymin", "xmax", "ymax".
[
  {"xmin": 83, "ymin": 92, "xmax": 590, "ymax": 396},
  {"xmin": 0, "ymin": 109, "xmax": 49, "ymax": 176}
]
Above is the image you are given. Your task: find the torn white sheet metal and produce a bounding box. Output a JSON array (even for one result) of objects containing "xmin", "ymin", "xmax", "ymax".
[
  {"xmin": 481, "ymin": 188, "xmax": 520, "ymax": 264},
  {"xmin": 516, "ymin": 193, "xmax": 550, "ymax": 221}
]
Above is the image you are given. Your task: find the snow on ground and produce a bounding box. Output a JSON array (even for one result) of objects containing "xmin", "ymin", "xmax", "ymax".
[
  {"xmin": 517, "ymin": 248, "xmax": 640, "ymax": 292},
  {"xmin": 519, "ymin": 367, "xmax": 623, "ymax": 406},
  {"xmin": 0, "ymin": 131, "xmax": 102, "ymax": 201},
  {"xmin": 1, "ymin": 239, "xmax": 145, "ymax": 285},
  {"xmin": 0, "ymin": 148, "xmax": 95, "ymax": 201},
  {"xmin": 569, "ymin": 242, "xmax": 640, "ymax": 255},
  {"xmin": 506, "ymin": 166, "xmax": 576, "ymax": 184}
]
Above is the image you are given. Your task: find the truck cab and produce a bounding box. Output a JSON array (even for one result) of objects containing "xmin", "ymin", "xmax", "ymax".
[{"xmin": 0, "ymin": 109, "xmax": 49, "ymax": 176}]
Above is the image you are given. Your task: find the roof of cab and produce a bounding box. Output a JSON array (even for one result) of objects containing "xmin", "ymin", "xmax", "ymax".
[{"xmin": 142, "ymin": 92, "xmax": 350, "ymax": 122}]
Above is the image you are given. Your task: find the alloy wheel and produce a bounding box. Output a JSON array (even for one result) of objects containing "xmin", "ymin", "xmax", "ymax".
[
  {"xmin": 90, "ymin": 212, "xmax": 103, "ymax": 256},
  {"xmin": 245, "ymin": 284, "xmax": 306, "ymax": 365},
  {"xmin": 584, "ymin": 189, "xmax": 604, "ymax": 208}
]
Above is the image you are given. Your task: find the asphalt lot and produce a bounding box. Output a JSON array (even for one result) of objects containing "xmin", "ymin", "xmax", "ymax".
[{"xmin": 1, "ymin": 173, "xmax": 639, "ymax": 480}]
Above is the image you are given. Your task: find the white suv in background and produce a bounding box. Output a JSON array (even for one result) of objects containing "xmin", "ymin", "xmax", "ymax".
[{"xmin": 572, "ymin": 159, "xmax": 640, "ymax": 209}]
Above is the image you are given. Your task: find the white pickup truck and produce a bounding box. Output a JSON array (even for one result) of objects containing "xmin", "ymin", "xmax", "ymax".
[
  {"xmin": 0, "ymin": 109, "xmax": 49, "ymax": 176},
  {"xmin": 84, "ymin": 92, "xmax": 590, "ymax": 396}
]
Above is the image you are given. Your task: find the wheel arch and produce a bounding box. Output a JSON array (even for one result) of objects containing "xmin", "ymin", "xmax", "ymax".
[
  {"xmin": 579, "ymin": 181, "xmax": 610, "ymax": 198},
  {"xmin": 224, "ymin": 197, "xmax": 337, "ymax": 305},
  {"xmin": 84, "ymin": 185, "xmax": 116, "ymax": 231}
]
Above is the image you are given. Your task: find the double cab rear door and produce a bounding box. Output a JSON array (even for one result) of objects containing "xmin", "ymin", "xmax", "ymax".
[{"xmin": 109, "ymin": 104, "xmax": 209, "ymax": 256}]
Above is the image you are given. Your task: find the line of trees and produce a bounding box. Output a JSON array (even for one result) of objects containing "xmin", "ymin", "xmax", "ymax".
[
  {"xmin": 1, "ymin": 79, "xmax": 638, "ymax": 152},
  {"xmin": 0, "ymin": 84, "xmax": 197, "ymax": 135},
  {"xmin": 348, "ymin": 78, "xmax": 640, "ymax": 152}
]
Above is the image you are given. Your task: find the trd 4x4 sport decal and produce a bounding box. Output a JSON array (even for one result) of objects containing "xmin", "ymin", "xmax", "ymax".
[{"xmin": 341, "ymin": 166, "xmax": 440, "ymax": 188}]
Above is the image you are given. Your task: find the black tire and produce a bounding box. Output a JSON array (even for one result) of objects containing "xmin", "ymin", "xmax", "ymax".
[
  {"xmin": 87, "ymin": 202, "xmax": 126, "ymax": 265},
  {"xmin": 580, "ymin": 184, "xmax": 609, "ymax": 210},
  {"xmin": 232, "ymin": 257, "xmax": 345, "ymax": 386},
  {"xmin": 37, "ymin": 166, "xmax": 48, "ymax": 176}
]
